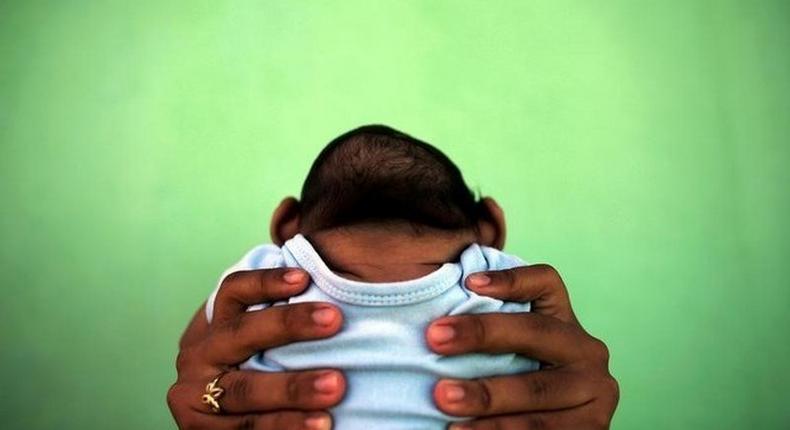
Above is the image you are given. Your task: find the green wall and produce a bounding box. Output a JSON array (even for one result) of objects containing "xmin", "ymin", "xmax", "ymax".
[{"xmin": 1, "ymin": 1, "xmax": 788, "ymax": 428}]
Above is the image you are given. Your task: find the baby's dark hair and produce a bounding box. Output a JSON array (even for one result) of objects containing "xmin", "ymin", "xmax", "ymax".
[{"xmin": 299, "ymin": 124, "xmax": 483, "ymax": 233}]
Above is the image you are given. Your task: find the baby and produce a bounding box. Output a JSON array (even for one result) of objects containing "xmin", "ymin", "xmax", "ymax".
[{"xmin": 205, "ymin": 125, "xmax": 538, "ymax": 429}]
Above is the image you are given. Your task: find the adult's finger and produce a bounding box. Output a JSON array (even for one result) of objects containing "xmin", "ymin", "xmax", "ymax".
[
  {"xmin": 188, "ymin": 369, "xmax": 346, "ymax": 414},
  {"xmin": 433, "ymin": 369, "xmax": 599, "ymax": 417},
  {"xmin": 465, "ymin": 264, "xmax": 576, "ymax": 323},
  {"xmin": 446, "ymin": 403, "xmax": 612, "ymax": 430},
  {"xmin": 213, "ymin": 268, "xmax": 311, "ymax": 324},
  {"xmin": 171, "ymin": 408, "xmax": 333, "ymax": 430},
  {"xmin": 199, "ymin": 302, "xmax": 343, "ymax": 366},
  {"xmin": 167, "ymin": 378, "xmax": 335, "ymax": 430},
  {"xmin": 426, "ymin": 312, "xmax": 591, "ymax": 364}
]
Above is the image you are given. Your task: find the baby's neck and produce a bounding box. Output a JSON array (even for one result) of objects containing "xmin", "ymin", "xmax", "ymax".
[{"xmin": 306, "ymin": 226, "xmax": 477, "ymax": 283}]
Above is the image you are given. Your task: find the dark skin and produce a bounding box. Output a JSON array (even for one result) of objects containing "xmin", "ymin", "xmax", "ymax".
[{"xmin": 168, "ymin": 197, "xmax": 619, "ymax": 429}]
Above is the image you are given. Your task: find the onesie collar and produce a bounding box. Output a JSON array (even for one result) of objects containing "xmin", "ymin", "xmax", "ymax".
[{"xmin": 283, "ymin": 234, "xmax": 464, "ymax": 306}]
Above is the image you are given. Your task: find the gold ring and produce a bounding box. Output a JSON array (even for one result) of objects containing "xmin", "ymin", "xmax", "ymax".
[{"xmin": 201, "ymin": 371, "xmax": 227, "ymax": 414}]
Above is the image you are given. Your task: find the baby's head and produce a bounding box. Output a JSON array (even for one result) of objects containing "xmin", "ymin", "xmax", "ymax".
[{"xmin": 270, "ymin": 124, "xmax": 506, "ymax": 250}]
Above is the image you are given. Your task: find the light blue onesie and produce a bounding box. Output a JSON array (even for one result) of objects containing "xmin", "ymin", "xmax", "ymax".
[{"xmin": 206, "ymin": 234, "xmax": 538, "ymax": 429}]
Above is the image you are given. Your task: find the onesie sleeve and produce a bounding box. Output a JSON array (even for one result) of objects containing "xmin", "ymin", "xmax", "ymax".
[{"xmin": 205, "ymin": 244, "xmax": 285, "ymax": 323}]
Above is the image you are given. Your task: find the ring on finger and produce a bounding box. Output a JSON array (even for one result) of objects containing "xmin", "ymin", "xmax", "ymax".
[{"xmin": 201, "ymin": 371, "xmax": 228, "ymax": 414}]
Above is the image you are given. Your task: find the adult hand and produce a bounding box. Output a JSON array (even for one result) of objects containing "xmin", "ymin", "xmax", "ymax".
[
  {"xmin": 427, "ymin": 264, "xmax": 619, "ymax": 429},
  {"xmin": 167, "ymin": 268, "xmax": 346, "ymax": 430}
]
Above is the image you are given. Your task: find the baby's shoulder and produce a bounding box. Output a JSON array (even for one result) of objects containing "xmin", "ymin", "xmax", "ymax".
[
  {"xmin": 225, "ymin": 243, "xmax": 286, "ymax": 272},
  {"xmin": 459, "ymin": 244, "xmax": 527, "ymax": 276},
  {"xmin": 453, "ymin": 244, "xmax": 531, "ymax": 315},
  {"xmin": 206, "ymin": 243, "xmax": 286, "ymax": 322},
  {"xmin": 478, "ymin": 245, "xmax": 527, "ymax": 270}
]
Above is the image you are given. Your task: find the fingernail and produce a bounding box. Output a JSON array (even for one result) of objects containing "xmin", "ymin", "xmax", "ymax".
[
  {"xmin": 311, "ymin": 307, "xmax": 337, "ymax": 326},
  {"xmin": 428, "ymin": 324, "xmax": 456, "ymax": 344},
  {"xmin": 449, "ymin": 422, "xmax": 473, "ymax": 430},
  {"xmin": 314, "ymin": 371, "xmax": 340, "ymax": 393},
  {"xmin": 467, "ymin": 273, "xmax": 491, "ymax": 287},
  {"xmin": 284, "ymin": 269, "xmax": 307, "ymax": 284},
  {"xmin": 304, "ymin": 413, "xmax": 331, "ymax": 430},
  {"xmin": 442, "ymin": 381, "xmax": 466, "ymax": 402}
]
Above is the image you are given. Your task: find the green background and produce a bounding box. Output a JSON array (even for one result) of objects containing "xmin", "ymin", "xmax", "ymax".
[{"xmin": 1, "ymin": 1, "xmax": 788, "ymax": 428}]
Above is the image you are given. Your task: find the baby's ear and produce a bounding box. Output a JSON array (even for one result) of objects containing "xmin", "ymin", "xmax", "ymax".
[
  {"xmin": 476, "ymin": 197, "xmax": 506, "ymax": 249},
  {"xmin": 270, "ymin": 197, "xmax": 301, "ymax": 246}
]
